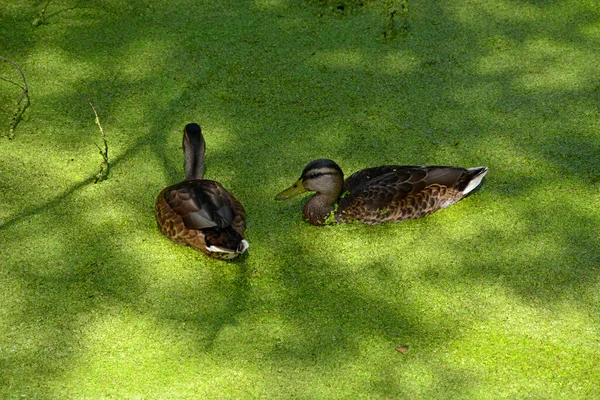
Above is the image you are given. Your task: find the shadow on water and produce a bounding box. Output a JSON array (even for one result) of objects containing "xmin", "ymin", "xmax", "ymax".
[{"xmin": 0, "ymin": 0, "xmax": 598, "ymax": 396}]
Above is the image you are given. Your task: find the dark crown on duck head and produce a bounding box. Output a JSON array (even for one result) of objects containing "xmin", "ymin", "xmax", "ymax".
[{"xmin": 301, "ymin": 159, "xmax": 343, "ymax": 181}]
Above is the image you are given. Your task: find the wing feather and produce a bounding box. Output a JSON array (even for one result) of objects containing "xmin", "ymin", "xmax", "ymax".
[
  {"xmin": 340, "ymin": 165, "xmax": 468, "ymax": 211},
  {"xmin": 164, "ymin": 180, "xmax": 236, "ymax": 230}
]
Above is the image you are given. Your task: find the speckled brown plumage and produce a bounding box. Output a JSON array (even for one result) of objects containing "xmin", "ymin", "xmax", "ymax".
[
  {"xmin": 155, "ymin": 123, "xmax": 248, "ymax": 260},
  {"xmin": 276, "ymin": 159, "xmax": 488, "ymax": 226}
]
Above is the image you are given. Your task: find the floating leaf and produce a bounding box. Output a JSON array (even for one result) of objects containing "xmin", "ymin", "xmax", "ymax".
[{"xmin": 395, "ymin": 345, "xmax": 409, "ymax": 354}]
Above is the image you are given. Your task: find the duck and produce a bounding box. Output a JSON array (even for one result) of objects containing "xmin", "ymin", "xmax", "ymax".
[
  {"xmin": 275, "ymin": 158, "xmax": 488, "ymax": 226},
  {"xmin": 155, "ymin": 123, "xmax": 248, "ymax": 260}
]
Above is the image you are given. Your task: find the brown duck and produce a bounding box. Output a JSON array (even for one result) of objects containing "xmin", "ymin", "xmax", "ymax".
[
  {"xmin": 275, "ymin": 159, "xmax": 488, "ymax": 225},
  {"xmin": 155, "ymin": 123, "xmax": 248, "ymax": 260}
]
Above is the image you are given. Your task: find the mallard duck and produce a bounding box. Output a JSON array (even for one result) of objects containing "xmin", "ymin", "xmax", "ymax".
[
  {"xmin": 155, "ymin": 123, "xmax": 248, "ymax": 260},
  {"xmin": 275, "ymin": 159, "xmax": 488, "ymax": 225}
]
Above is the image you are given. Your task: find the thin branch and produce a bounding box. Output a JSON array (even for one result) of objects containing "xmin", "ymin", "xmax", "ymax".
[
  {"xmin": 400, "ymin": 0, "xmax": 410, "ymax": 32},
  {"xmin": 0, "ymin": 56, "xmax": 29, "ymax": 105},
  {"xmin": 383, "ymin": 9, "xmax": 397, "ymax": 39},
  {"xmin": 89, "ymin": 102, "xmax": 109, "ymax": 183},
  {"xmin": 32, "ymin": 0, "xmax": 52, "ymax": 27},
  {"xmin": 1, "ymin": 56, "xmax": 30, "ymax": 139},
  {"xmin": 382, "ymin": 0, "xmax": 409, "ymax": 39}
]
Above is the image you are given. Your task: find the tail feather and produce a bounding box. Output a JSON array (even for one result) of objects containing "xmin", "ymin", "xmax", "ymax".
[
  {"xmin": 463, "ymin": 167, "xmax": 488, "ymax": 195},
  {"xmin": 207, "ymin": 239, "xmax": 249, "ymax": 255}
]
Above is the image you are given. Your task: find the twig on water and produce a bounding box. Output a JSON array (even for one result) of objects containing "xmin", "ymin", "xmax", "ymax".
[
  {"xmin": 399, "ymin": 0, "xmax": 410, "ymax": 33},
  {"xmin": 89, "ymin": 102, "xmax": 109, "ymax": 183},
  {"xmin": 382, "ymin": 0, "xmax": 409, "ymax": 39},
  {"xmin": 383, "ymin": 9, "xmax": 397, "ymax": 38},
  {"xmin": 32, "ymin": 0, "xmax": 52, "ymax": 27},
  {"xmin": 1, "ymin": 56, "xmax": 30, "ymax": 139}
]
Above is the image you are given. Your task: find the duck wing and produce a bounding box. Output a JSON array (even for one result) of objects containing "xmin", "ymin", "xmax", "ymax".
[
  {"xmin": 163, "ymin": 180, "xmax": 237, "ymax": 230},
  {"xmin": 340, "ymin": 165, "xmax": 468, "ymax": 211}
]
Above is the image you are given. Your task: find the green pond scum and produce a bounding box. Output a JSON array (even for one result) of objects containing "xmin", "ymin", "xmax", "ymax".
[{"xmin": 0, "ymin": 0, "xmax": 599, "ymax": 398}]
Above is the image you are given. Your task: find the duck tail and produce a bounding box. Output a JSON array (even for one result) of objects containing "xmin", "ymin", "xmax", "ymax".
[
  {"xmin": 462, "ymin": 167, "xmax": 488, "ymax": 195},
  {"xmin": 183, "ymin": 123, "xmax": 206, "ymax": 181}
]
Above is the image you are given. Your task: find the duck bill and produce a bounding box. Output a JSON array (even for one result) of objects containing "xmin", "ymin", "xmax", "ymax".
[{"xmin": 275, "ymin": 179, "xmax": 308, "ymax": 200}]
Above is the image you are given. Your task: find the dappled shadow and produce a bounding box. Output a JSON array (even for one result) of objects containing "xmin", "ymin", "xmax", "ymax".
[{"xmin": 1, "ymin": 0, "xmax": 599, "ymax": 397}]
